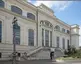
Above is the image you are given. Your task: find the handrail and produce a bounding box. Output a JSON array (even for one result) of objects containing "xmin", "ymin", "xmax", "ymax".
[
  {"xmin": 27, "ymin": 46, "xmax": 43, "ymax": 56},
  {"xmin": 55, "ymin": 47, "xmax": 64, "ymax": 54}
]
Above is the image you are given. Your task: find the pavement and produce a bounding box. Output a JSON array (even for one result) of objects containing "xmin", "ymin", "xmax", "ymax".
[{"xmin": 0, "ymin": 59, "xmax": 81, "ymax": 64}]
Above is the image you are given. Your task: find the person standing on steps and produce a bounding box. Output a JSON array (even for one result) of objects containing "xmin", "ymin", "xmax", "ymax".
[
  {"xmin": 50, "ymin": 52, "xmax": 52, "ymax": 60},
  {"xmin": 50, "ymin": 48, "xmax": 55, "ymax": 60}
]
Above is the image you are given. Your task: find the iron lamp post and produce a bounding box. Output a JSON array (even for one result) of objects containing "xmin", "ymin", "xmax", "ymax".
[{"xmin": 12, "ymin": 17, "xmax": 18, "ymax": 64}]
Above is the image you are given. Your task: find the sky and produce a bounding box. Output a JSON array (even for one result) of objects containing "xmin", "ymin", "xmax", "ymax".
[{"xmin": 27, "ymin": 0, "xmax": 81, "ymax": 46}]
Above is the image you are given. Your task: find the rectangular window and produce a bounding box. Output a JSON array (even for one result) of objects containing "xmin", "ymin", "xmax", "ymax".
[
  {"xmin": 0, "ymin": 21, "xmax": 2, "ymax": 43},
  {"xmin": 28, "ymin": 29, "xmax": 34, "ymax": 46},
  {"xmin": 13, "ymin": 24, "xmax": 20, "ymax": 45},
  {"xmin": 50, "ymin": 31, "xmax": 52, "ymax": 47},
  {"xmin": 42, "ymin": 28, "xmax": 44, "ymax": 46},
  {"xmin": 67, "ymin": 40, "xmax": 69, "ymax": 49},
  {"xmin": 67, "ymin": 30, "xmax": 70, "ymax": 34},
  {"xmin": 62, "ymin": 28, "xmax": 65, "ymax": 33},
  {"xmin": 45, "ymin": 30, "xmax": 49, "ymax": 47},
  {"xmin": 0, "ymin": 53, "xmax": 2, "ymax": 58},
  {"xmin": 57, "ymin": 37, "xmax": 59, "ymax": 47},
  {"xmin": 62, "ymin": 38, "xmax": 65, "ymax": 49},
  {"xmin": 0, "ymin": 0, "xmax": 4, "ymax": 8}
]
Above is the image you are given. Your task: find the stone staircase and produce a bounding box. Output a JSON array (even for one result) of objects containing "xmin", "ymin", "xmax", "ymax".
[
  {"xmin": 21, "ymin": 47, "xmax": 65, "ymax": 60},
  {"xmin": 7, "ymin": 46, "xmax": 65, "ymax": 61},
  {"xmin": 27, "ymin": 47, "xmax": 50, "ymax": 60},
  {"xmin": 54, "ymin": 47, "xmax": 65, "ymax": 58}
]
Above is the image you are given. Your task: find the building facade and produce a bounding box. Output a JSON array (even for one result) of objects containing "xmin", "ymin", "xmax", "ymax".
[{"xmin": 0, "ymin": 0, "xmax": 79, "ymax": 59}]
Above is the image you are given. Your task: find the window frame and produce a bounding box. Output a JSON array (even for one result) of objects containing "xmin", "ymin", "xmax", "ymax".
[
  {"xmin": 11, "ymin": 5, "xmax": 22, "ymax": 15},
  {"xmin": 62, "ymin": 38, "xmax": 65, "ymax": 49},
  {"xmin": 62, "ymin": 28, "xmax": 65, "ymax": 33},
  {"xmin": 0, "ymin": 0, "xmax": 5, "ymax": 8},
  {"xmin": 0, "ymin": 21, "xmax": 2, "ymax": 43},
  {"xmin": 55, "ymin": 25, "xmax": 60, "ymax": 31},
  {"xmin": 0, "ymin": 52, "xmax": 2, "ymax": 58},
  {"xmin": 28, "ymin": 29, "xmax": 34, "ymax": 46},
  {"xmin": 57, "ymin": 37, "xmax": 59, "ymax": 48},
  {"xmin": 67, "ymin": 30, "xmax": 70, "ymax": 34},
  {"xmin": 13, "ymin": 22, "xmax": 20, "ymax": 45},
  {"xmin": 27, "ymin": 13, "xmax": 35, "ymax": 20}
]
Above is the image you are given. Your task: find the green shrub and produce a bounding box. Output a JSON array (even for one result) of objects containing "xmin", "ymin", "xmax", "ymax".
[{"xmin": 64, "ymin": 45, "xmax": 81, "ymax": 58}]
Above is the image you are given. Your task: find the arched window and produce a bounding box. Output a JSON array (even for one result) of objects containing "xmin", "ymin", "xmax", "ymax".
[
  {"xmin": 40, "ymin": 20, "xmax": 44, "ymax": 25},
  {"xmin": 67, "ymin": 30, "xmax": 70, "ymax": 34},
  {"xmin": 27, "ymin": 13, "xmax": 35, "ymax": 20},
  {"xmin": 28, "ymin": 29, "xmax": 34, "ymax": 46},
  {"xmin": 11, "ymin": 5, "xmax": 22, "ymax": 15},
  {"xmin": 13, "ymin": 22, "xmax": 20, "ymax": 45},
  {"xmin": 55, "ymin": 25, "xmax": 60, "ymax": 31},
  {"xmin": 40, "ymin": 20, "xmax": 53, "ymax": 28},
  {"xmin": 62, "ymin": 28, "xmax": 65, "ymax": 33},
  {"xmin": 0, "ymin": 0, "xmax": 4, "ymax": 8},
  {"xmin": 45, "ymin": 21, "xmax": 50, "ymax": 26},
  {"xmin": 0, "ymin": 21, "xmax": 2, "ymax": 43}
]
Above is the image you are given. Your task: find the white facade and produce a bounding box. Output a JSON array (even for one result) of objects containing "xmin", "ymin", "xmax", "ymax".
[{"xmin": 0, "ymin": 0, "xmax": 79, "ymax": 59}]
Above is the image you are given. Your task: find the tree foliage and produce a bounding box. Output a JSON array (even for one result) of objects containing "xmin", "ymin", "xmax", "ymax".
[{"xmin": 64, "ymin": 45, "xmax": 81, "ymax": 58}]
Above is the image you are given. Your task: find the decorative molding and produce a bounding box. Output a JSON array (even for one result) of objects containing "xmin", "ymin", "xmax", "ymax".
[
  {"xmin": 0, "ymin": 8, "xmax": 37, "ymax": 23},
  {"xmin": 71, "ymin": 34, "xmax": 80, "ymax": 36},
  {"xmin": 54, "ymin": 30, "xmax": 70, "ymax": 36},
  {"xmin": 16, "ymin": 0, "xmax": 37, "ymax": 11}
]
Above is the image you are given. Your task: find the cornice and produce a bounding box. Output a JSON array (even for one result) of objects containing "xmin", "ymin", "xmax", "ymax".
[
  {"xmin": 7, "ymin": 0, "xmax": 72, "ymax": 29},
  {"xmin": 39, "ymin": 3, "xmax": 54, "ymax": 13},
  {"xmin": 54, "ymin": 18, "xmax": 71, "ymax": 28},
  {"xmin": 71, "ymin": 27, "xmax": 80, "ymax": 29},
  {"xmin": 54, "ymin": 30, "xmax": 70, "ymax": 36},
  {"xmin": 71, "ymin": 34, "xmax": 80, "ymax": 36},
  {"xmin": 16, "ymin": 0, "xmax": 37, "ymax": 11},
  {"xmin": 37, "ymin": 8, "xmax": 70, "ymax": 28},
  {"xmin": 0, "ymin": 8, "xmax": 37, "ymax": 23}
]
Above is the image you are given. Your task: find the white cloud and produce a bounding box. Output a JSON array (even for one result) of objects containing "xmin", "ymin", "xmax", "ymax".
[
  {"xmin": 28, "ymin": 1, "xmax": 72, "ymax": 12},
  {"xmin": 79, "ymin": 26, "xmax": 81, "ymax": 46}
]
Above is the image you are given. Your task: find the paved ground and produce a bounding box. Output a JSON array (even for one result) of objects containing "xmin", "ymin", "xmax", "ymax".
[{"xmin": 0, "ymin": 59, "xmax": 81, "ymax": 64}]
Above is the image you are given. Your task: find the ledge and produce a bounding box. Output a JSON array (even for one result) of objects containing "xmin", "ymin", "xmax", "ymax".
[
  {"xmin": 0, "ymin": 8, "xmax": 37, "ymax": 23},
  {"xmin": 54, "ymin": 30, "xmax": 70, "ymax": 35}
]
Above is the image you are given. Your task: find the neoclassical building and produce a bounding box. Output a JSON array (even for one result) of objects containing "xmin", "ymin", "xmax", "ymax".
[{"xmin": 0, "ymin": 0, "xmax": 80, "ymax": 59}]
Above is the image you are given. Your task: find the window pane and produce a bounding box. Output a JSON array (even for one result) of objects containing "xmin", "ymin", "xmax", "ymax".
[
  {"xmin": 42, "ymin": 28, "xmax": 44, "ymax": 46},
  {"xmin": 0, "ymin": 21, "xmax": 2, "ymax": 43},
  {"xmin": 45, "ymin": 21, "xmax": 49, "ymax": 27},
  {"xmin": 0, "ymin": 53, "xmax": 2, "ymax": 58},
  {"xmin": 28, "ymin": 29, "xmax": 34, "ymax": 46},
  {"xmin": 57, "ymin": 37, "xmax": 59, "ymax": 47},
  {"xmin": 62, "ymin": 28, "xmax": 65, "ymax": 33},
  {"xmin": 13, "ymin": 23, "xmax": 20, "ymax": 45},
  {"xmin": 45, "ymin": 30, "xmax": 49, "ymax": 47},
  {"xmin": 11, "ymin": 5, "xmax": 22, "ymax": 15},
  {"xmin": 67, "ymin": 30, "xmax": 70, "ymax": 34},
  {"xmin": 55, "ymin": 25, "xmax": 60, "ymax": 31},
  {"xmin": 67, "ymin": 40, "xmax": 69, "ymax": 49},
  {"xmin": 50, "ymin": 31, "xmax": 52, "ymax": 47},
  {"xmin": 62, "ymin": 38, "xmax": 65, "ymax": 49},
  {"xmin": 27, "ymin": 13, "xmax": 35, "ymax": 20},
  {"xmin": 0, "ymin": 0, "xmax": 4, "ymax": 8}
]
